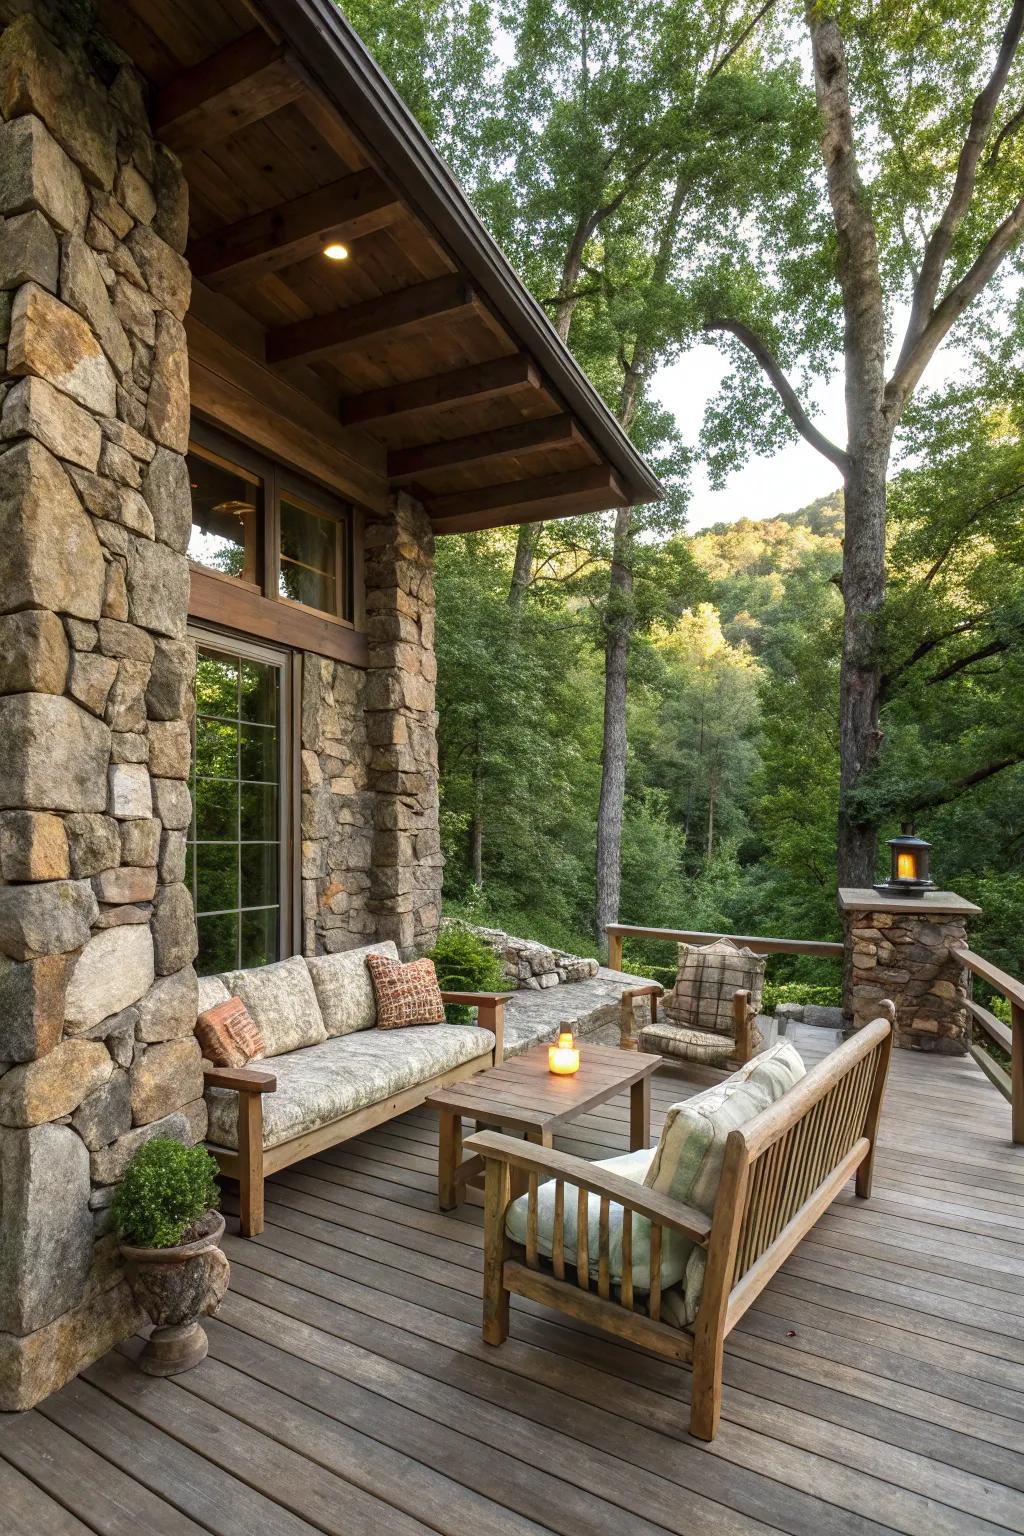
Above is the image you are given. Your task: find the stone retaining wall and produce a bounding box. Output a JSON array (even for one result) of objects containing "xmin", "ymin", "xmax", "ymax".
[
  {"xmin": 0, "ymin": 4, "xmax": 200, "ymax": 1409},
  {"xmin": 467, "ymin": 924, "xmax": 600, "ymax": 989}
]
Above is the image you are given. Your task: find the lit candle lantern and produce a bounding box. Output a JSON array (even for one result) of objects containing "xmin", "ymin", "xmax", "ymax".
[
  {"xmin": 874, "ymin": 822, "xmax": 935, "ymax": 897},
  {"xmin": 548, "ymin": 1029, "xmax": 580, "ymax": 1075}
]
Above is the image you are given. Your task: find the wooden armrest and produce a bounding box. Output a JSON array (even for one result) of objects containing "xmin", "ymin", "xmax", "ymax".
[
  {"xmin": 464, "ymin": 1129, "xmax": 711, "ymax": 1244},
  {"xmin": 203, "ymin": 1065, "xmax": 277, "ymax": 1094},
  {"xmin": 439, "ymin": 991, "xmax": 515, "ymax": 1005},
  {"xmin": 619, "ymin": 983, "xmax": 663, "ymax": 1048}
]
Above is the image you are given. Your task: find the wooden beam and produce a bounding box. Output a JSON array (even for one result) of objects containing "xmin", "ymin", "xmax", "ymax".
[
  {"xmin": 340, "ymin": 354, "xmax": 540, "ymax": 427},
  {"xmin": 266, "ymin": 276, "xmax": 475, "ymax": 366},
  {"xmin": 387, "ymin": 413, "xmax": 583, "ymax": 484},
  {"xmin": 190, "ymin": 169, "xmax": 401, "ymax": 288},
  {"xmin": 154, "ymin": 31, "xmax": 304, "ymax": 155},
  {"xmin": 428, "ymin": 465, "xmax": 627, "ymax": 535}
]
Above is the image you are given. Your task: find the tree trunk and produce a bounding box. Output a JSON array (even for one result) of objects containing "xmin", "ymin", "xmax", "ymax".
[
  {"xmin": 470, "ymin": 729, "xmax": 484, "ymax": 887},
  {"xmin": 507, "ymin": 524, "xmax": 536, "ymax": 611},
  {"xmin": 837, "ymin": 436, "xmax": 891, "ymax": 886},
  {"xmin": 595, "ymin": 505, "xmax": 633, "ymax": 942}
]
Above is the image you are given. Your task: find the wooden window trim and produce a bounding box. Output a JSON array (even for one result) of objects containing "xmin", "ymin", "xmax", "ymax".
[{"xmin": 187, "ymin": 418, "xmax": 366, "ymax": 652}]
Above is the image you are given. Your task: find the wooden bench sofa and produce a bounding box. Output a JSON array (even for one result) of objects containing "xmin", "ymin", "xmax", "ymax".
[
  {"xmin": 465, "ymin": 1015, "xmax": 892, "ymax": 1440},
  {"xmin": 197, "ymin": 943, "xmax": 510, "ymax": 1237}
]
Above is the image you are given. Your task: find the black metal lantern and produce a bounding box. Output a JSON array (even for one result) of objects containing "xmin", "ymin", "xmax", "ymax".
[{"xmin": 874, "ymin": 822, "xmax": 935, "ymax": 897}]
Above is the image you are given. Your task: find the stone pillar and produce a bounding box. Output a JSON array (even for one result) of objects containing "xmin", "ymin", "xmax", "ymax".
[
  {"xmin": 839, "ymin": 888, "xmax": 980, "ymax": 1054},
  {"xmin": 364, "ymin": 491, "xmax": 442, "ymax": 957},
  {"xmin": 0, "ymin": 5, "xmax": 199, "ymax": 1410}
]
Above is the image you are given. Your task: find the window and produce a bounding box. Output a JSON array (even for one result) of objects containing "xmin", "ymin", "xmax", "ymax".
[
  {"xmin": 188, "ymin": 637, "xmax": 290, "ymax": 974},
  {"xmin": 187, "ymin": 426, "xmax": 355, "ymax": 624}
]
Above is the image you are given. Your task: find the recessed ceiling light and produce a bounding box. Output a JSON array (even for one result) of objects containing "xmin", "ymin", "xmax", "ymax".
[{"xmin": 323, "ymin": 242, "xmax": 350, "ymax": 261}]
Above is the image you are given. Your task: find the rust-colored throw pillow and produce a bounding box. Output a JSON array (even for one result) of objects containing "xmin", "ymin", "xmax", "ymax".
[
  {"xmin": 195, "ymin": 996, "xmax": 265, "ymax": 1068},
  {"xmin": 367, "ymin": 953, "xmax": 446, "ymax": 1029}
]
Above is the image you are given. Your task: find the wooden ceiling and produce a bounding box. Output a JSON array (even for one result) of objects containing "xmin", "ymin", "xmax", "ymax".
[{"xmin": 96, "ymin": 0, "xmax": 661, "ymax": 534}]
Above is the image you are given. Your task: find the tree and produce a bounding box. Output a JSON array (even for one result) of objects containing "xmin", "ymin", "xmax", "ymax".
[{"xmin": 700, "ymin": 0, "xmax": 1024, "ymax": 886}]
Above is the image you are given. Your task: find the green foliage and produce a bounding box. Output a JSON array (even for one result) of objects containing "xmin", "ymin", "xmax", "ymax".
[
  {"xmin": 762, "ymin": 981, "xmax": 842, "ymax": 1013},
  {"xmin": 112, "ymin": 1139, "xmax": 220, "ymax": 1250},
  {"xmin": 427, "ymin": 924, "xmax": 506, "ymax": 1022}
]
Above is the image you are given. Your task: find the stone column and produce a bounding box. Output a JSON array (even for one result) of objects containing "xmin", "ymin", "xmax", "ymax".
[
  {"xmin": 840, "ymin": 888, "xmax": 980, "ymax": 1054},
  {"xmin": 364, "ymin": 491, "xmax": 443, "ymax": 957},
  {"xmin": 0, "ymin": 5, "xmax": 199, "ymax": 1410}
]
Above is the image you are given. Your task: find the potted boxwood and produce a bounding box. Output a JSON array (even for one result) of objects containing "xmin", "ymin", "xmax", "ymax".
[{"xmin": 113, "ymin": 1137, "xmax": 230, "ymax": 1376}]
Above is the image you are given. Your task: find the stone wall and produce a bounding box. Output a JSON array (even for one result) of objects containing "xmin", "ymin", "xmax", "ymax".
[
  {"xmin": 841, "ymin": 892, "xmax": 974, "ymax": 1054},
  {"xmin": 0, "ymin": 4, "xmax": 200, "ymax": 1410},
  {"xmin": 467, "ymin": 925, "xmax": 600, "ymax": 989},
  {"xmin": 301, "ymin": 492, "xmax": 442, "ymax": 958}
]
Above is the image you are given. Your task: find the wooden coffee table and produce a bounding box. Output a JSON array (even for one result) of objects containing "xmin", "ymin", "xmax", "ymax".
[{"xmin": 426, "ymin": 1043, "xmax": 662, "ymax": 1209}]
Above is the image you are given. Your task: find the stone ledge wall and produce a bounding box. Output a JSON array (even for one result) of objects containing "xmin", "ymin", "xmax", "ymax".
[
  {"xmin": 0, "ymin": 4, "xmax": 200, "ymax": 1410},
  {"xmin": 302, "ymin": 492, "xmax": 442, "ymax": 959},
  {"xmin": 843, "ymin": 905, "xmax": 969, "ymax": 1054},
  {"xmin": 466, "ymin": 924, "xmax": 600, "ymax": 989}
]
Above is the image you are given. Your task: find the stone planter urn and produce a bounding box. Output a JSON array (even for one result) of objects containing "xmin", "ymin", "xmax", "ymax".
[{"xmin": 119, "ymin": 1210, "xmax": 230, "ymax": 1375}]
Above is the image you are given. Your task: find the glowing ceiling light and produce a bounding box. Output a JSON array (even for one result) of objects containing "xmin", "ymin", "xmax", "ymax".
[{"xmin": 323, "ymin": 242, "xmax": 350, "ymax": 261}]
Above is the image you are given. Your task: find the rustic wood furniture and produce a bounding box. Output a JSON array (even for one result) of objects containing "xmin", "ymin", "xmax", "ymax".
[
  {"xmin": 619, "ymin": 984, "xmax": 763, "ymax": 1069},
  {"xmin": 465, "ymin": 1015, "xmax": 893, "ymax": 1441},
  {"xmin": 205, "ymin": 989, "xmax": 510, "ymax": 1238},
  {"xmin": 426, "ymin": 1043, "xmax": 662, "ymax": 1210}
]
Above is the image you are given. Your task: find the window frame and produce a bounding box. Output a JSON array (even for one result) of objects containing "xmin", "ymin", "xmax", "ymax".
[
  {"xmin": 187, "ymin": 419, "xmax": 365, "ymax": 664},
  {"xmin": 188, "ymin": 624, "xmax": 300, "ymax": 972}
]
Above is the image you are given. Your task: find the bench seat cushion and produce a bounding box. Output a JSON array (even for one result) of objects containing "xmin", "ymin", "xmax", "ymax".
[
  {"xmin": 505, "ymin": 1147, "xmax": 690, "ymax": 1294},
  {"xmin": 206, "ymin": 1023, "xmax": 495, "ymax": 1151}
]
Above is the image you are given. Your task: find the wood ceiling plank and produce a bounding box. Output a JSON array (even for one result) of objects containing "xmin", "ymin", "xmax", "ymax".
[
  {"xmin": 340, "ymin": 354, "xmax": 540, "ymax": 427},
  {"xmin": 154, "ymin": 29, "xmax": 305, "ymax": 154},
  {"xmin": 428, "ymin": 465, "xmax": 628, "ymax": 534},
  {"xmin": 387, "ymin": 414, "xmax": 583, "ymax": 484},
  {"xmin": 190, "ymin": 169, "xmax": 403, "ymax": 287},
  {"xmin": 266, "ymin": 276, "xmax": 477, "ymax": 365}
]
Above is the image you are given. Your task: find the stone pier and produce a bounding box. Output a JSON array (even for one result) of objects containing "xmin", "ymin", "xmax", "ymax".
[{"xmin": 840, "ymin": 888, "xmax": 980, "ymax": 1055}]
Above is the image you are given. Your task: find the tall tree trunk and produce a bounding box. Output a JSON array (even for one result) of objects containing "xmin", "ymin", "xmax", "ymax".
[
  {"xmin": 837, "ymin": 434, "xmax": 891, "ymax": 885},
  {"xmin": 507, "ymin": 524, "xmax": 537, "ymax": 611},
  {"xmin": 470, "ymin": 734, "xmax": 484, "ymax": 887},
  {"xmin": 595, "ymin": 504, "xmax": 633, "ymax": 941}
]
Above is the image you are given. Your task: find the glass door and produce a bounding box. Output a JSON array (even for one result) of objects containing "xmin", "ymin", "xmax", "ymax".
[{"xmin": 188, "ymin": 633, "xmax": 291, "ymax": 975}]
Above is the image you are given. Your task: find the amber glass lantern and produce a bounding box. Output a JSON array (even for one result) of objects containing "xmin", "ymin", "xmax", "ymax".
[
  {"xmin": 548, "ymin": 1029, "xmax": 580, "ymax": 1075},
  {"xmin": 874, "ymin": 822, "xmax": 935, "ymax": 897}
]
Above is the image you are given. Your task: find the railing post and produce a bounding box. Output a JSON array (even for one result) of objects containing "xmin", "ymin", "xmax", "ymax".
[
  {"xmin": 1012, "ymin": 1003, "xmax": 1024, "ymax": 1146},
  {"xmin": 607, "ymin": 928, "xmax": 623, "ymax": 972}
]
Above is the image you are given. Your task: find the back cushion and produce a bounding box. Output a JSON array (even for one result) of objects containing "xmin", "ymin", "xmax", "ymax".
[
  {"xmin": 662, "ymin": 937, "xmax": 766, "ymax": 1034},
  {"xmin": 197, "ymin": 974, "xmax": 231, "ymax": 1014},
  {"xmin": 644, "ymin": 1040, "xmax": 805, "ymax": 1211},
  {"xmin": 306, "ymin": 941, "xmax": 400, "ymax": 1037},
  {"xmin": 218, "ymin": 954, "xmax": 327, "ymax": 1058}
]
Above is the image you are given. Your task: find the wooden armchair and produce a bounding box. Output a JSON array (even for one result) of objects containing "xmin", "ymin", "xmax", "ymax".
[
  {"xmin": 619, "ymin": 984, "xmax": 760, "ymax": 1069},
  {"xmin": 465, "ymin": 1016, "xmax": 892, "ymax": 1441}
]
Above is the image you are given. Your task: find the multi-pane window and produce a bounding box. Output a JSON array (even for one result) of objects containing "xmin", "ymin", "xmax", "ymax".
[
  {"xmin": 187, "ymin": 429, "xmax": 354, "ymax": 623},
  {"xmin": 188, "ymin": 642, "xmax": 286, "ymax": 974}
]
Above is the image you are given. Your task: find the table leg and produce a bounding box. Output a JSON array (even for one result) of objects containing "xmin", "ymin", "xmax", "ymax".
[
  {"xmin": 438, "ymin": 1110, "xmax": 462, "ymax": 1210},
  {"xmin": 630, "ymin": 1076, "xmax": 651, "ymax": 1151}
]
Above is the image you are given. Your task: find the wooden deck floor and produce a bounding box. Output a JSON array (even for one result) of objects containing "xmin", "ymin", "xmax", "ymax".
[{"xmin": 3, "ymin": 1022, "xmax": 1024, "ymax": 1536}]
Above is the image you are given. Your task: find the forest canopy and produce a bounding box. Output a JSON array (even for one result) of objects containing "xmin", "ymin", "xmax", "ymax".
[{"xmin": 345, "ymin": 1, "xmax": 1024, "ymax": 983}]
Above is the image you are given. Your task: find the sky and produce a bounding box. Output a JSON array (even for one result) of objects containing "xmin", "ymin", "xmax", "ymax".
[{"xmin": 652, "ymin": 344, "xmax": 847, "ymax": 531}]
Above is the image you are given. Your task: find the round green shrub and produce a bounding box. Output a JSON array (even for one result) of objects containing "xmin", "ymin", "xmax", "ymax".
[
  {"xmin": 112, "ymin": 1138, "xmax": 221, "ymax": 1250},
  {"xmin": 428, "ymin": 924, "xmax": 506, "ymax": 1022},
  {"xmin": 762, "ymin": 981, "xmax": 842, "ymax": 1013}
]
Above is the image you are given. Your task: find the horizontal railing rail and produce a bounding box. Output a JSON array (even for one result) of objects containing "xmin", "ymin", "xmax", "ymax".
[
  {"xmin": 605, "ymin": 924, "xmax": 844, "ymax": 973},
  {"xmin": 955, "ymin": 946, "xmax": 1023, "ymax": 1144}
]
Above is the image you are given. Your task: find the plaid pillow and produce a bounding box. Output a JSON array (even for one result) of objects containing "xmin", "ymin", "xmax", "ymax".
[
  {"xmin": 661, "ymin": 937, "xmax": 765, "ymax": 1036},
  {"xmin": 196, "ymin": 997, "xmax": 264, "ymax": 1068},
  {"xmin": 367, "ymin": 953, "xmax": 446, "ymax": 1029}
]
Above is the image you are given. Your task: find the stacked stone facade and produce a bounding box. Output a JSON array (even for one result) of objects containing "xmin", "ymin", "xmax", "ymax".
[
  {"xmin": 302, "ymin": 492, "xmax": 443, "ymax": 958},
  {"xmin": 841, "ymin": 890, "xmax": 977, "ymax": 1055},
  {"xmin": 0, "ymin": 6, "xmax": 201, "ymax": 1409}
]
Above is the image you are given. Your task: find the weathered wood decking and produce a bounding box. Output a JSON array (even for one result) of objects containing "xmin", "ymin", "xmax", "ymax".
[{"xmin": 3, "ymin": 1022, "xmax": 1024, "ymax": 1536}]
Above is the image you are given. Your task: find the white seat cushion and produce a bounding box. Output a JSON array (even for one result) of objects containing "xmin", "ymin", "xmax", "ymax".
[
  {"xmin": 644, "ymin": 1039, "xmax": 806, "ymax": 1325},
  {"xmin": 505, "ymin": 1147, "xmax": 689, "ymax": 1294},
  {"xmin": 205, "ymin": 1023, "xmax": 495, "ymax": 1151},
  {"xmin": 218, "ymin": 954, "xmax": 327, "ymax": 1058},
  {"xmin": 307, "ymin": 941, "xmax": 400, "ymax": 1037}
]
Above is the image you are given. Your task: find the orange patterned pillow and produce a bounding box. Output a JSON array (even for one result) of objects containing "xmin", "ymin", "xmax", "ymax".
[
  {"xmin": 196, "ymin": 997, "xmax": 265, "ymax": 1068},
  {"xmin": 367, "ymin": 953, "xmax": 446, "ymax": 1029}
]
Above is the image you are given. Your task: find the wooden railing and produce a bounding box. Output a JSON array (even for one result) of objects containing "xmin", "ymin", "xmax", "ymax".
[
  {"xmin": 955, "ymin": 946, "xmax": 1024, "ymax": 1144},
  {"xmin": 605, "ymin": 923, "xmax": 843, "ymax": 972}
]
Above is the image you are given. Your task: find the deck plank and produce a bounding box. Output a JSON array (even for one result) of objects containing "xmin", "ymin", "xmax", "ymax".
[{"xmin": 2, "ymin": 1021, "xmax": 1023, "ymax": 1536}]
